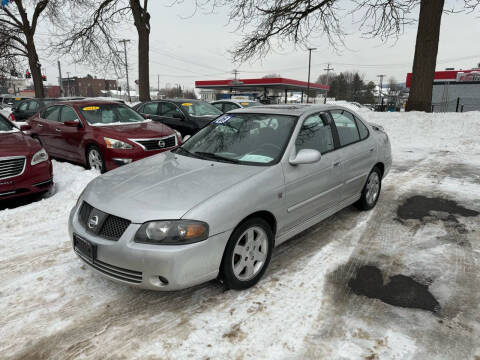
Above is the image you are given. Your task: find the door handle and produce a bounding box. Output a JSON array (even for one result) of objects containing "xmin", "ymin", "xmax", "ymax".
[
  {"xmin": 55, "ymin": 128, "xmax": 61, "ymax": 132},
  {"xmin": 333, "ymin": 161, "xmax": 341, "ymax": 167},
  {"xmin": 369, "ymin": 147, "xmax": 375, "ymax": 152},
  {"xmin": 38, "ymin": 124, "xmax": 43, "ymax": 127}
]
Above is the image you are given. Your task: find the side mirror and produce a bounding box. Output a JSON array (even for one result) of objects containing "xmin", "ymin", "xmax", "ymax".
[
  {"xmin": 64, "ymin": 120, "xmax": 80, "ymax": 127},
  {"xmin": 289, "ymin": 149, "xmax": 321, "ymax": 165},
  {"xmin": 173, "ymin": 113, "xmax": 185, "ymax": 120},
  {"xmin": 20, "ymin": 124, "xmax": 31, "ymax": 131},
  {"xmin": 142, "ymin": 113, "xmax": 151, "ymax": 119},
  {"xmin": 182, "ymin": 135, "xmax": 191, "ymax": 143},
  {"xmin": 11, "ymin": 107, "xmax": 17, "ymax": 112}
]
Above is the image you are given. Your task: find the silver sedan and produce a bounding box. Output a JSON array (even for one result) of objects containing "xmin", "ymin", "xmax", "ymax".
[{"xmin": 69, "ymin": 104, "xmax": 392, "ymax": 291}]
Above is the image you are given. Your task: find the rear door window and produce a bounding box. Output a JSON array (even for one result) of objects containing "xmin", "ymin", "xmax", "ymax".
[
  {"xmin": 330, "ymin": 110, "xmax": 361, "ymax": 147},
  {"xmin": 18, "ymin": 101, "xmax": 29, "ymax": 112},
  {"xmin": 142, "ymin": 102, "xmax": 159, "ymax": 115},
  {"xmin": 44, "ymin": 106, "xmax": 62, "ymax": 122},
  {"xmin": 356, "ymin": 118, "xmax": 369, "ymax": 140},
  {"xmin": 29, "ymin": 101, "xmax": 40, "ymax": 112}
]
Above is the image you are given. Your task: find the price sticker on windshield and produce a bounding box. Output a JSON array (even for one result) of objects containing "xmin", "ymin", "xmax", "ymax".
[
  {"xmin": 181, "ymin": 103, "xmax": 193, "ymax": 106},
  {"xmin": 214, "ymin": 115, "xmax": 232, "ymax": 124},
  {"xmin": 83, "ymin": 106, "xmax": 100, "ymax": 111},
  {"xmin": 240, "ymin": 102, "xmax": 249, "ymax": 106}
]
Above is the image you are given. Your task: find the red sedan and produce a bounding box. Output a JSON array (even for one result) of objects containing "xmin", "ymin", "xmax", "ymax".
[
  {"xmin": 0, "ymin": 114, "xmax": 53, "ymax": 201},
  {"xmin": 27, "ymin": 100, "xmax": 180, "ymax": 173}
]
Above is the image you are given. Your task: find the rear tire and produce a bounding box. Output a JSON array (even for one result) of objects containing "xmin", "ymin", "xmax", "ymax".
[
  {"xmin": 86, "ymin": 145, "xmax": 106, "ymax": 173},
  {"xmin": 355, "ymin": 167, "xmax": 382, "ymax": 210},
  {"xmin": 220, "ymin": 218, "xmax": 273, "ymax": 290}
]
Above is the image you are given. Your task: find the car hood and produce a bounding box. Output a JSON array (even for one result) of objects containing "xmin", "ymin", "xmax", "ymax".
[
  {"xmin": 83, "ymin": 151, "xmax": 267, "ymax": 223},
  {"xmin": 91, "ymin": 120, "xmax": 175, "ymax": 139},
  {"xmin": 0, "ymin": 131, "xmax": 40, "ymax": 157}
]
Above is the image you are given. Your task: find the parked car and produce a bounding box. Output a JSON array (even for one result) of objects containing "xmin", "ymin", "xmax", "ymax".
[
  {"xmin": 211, "ymin": 99, "xmax": 261, "ymax": 113},
  {"xmin": 69, "ymin": 104, "xmax": 392, "ymax": 291},
  {"xmin": 9, "ymin": 98, "xmax": 60, "ymax": 122},
  {"xmin": 0, "ymin": 113, "xmax": 53, "ymax": 201},
  {"xmin": 132, "ymin": 99, "xmax": 223, "ymax": 136},
  {"xmin": 27, "ymin": 100, "xmax": 180, "ymax": 173},
  {"xmin": 1, "ymin": 95, "xmax": 31, "ymax": 107}
]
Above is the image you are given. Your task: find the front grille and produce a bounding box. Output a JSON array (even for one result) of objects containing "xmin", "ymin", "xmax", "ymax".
[
  {"xmin": 77, "ymin": 255, "xmax": 143, "ymax": 283},
  {"xmin": 0, "ymin": 157, "xmax": 26, "ymax": 180},
  {"xmin": 78, "ymin": 202, "xmax": 131, "ymax": 241},
  {"xmin": 133, "ymin": 135, "xmax": 177, "ymax": 151},
  {"xmin": 100, "ymin": 215, "xmax": 131, "ymax": 240}
]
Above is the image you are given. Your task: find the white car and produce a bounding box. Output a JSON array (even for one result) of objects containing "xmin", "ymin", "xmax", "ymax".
[{"xmin": 211, "ymin": 99, "xmax": 262, "ymax": 113}]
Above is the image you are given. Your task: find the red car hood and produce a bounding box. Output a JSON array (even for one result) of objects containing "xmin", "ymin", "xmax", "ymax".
[
  {"xmin": 90, "ymin": 121, "xmax": 175, "ymax": 139},
  {"xmin": 0, "ymin": 131, "xmax": 41, "ymax": 157}
]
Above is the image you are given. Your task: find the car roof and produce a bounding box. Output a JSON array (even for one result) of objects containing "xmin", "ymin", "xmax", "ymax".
[
  {"xmin": 45, "ymin": 99, "xmax": 125, "ymax": 107},
  {"xmin": 213, "ymin": 99, "xmax": 259, "ymax": 104},
  {"xmin": 227, "ymin": 104, "xmax": 343, "ymax": 116}
]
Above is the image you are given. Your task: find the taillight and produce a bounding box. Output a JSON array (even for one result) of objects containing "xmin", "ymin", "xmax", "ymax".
[{"xmin": 8, "ymin": 113, "xmax": 15, "ymax": 122}]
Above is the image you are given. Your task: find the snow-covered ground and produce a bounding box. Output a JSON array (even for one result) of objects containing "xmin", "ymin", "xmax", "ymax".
[{"xmin": 1, "ymin": 111, "xmax": 480, "ymax": 359}]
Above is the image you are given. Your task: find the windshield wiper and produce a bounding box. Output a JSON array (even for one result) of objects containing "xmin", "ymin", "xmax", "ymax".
[
  {"xmin": 174, "ymin": 147, "xmax": 206, "ymax": 160},
  {"xmin": 193, "ymin": 152, "xmax": 239, "ymax": 164}
]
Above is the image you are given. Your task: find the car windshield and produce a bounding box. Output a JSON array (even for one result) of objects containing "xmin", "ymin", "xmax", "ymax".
[
  {"xmin": 0, "ymin": 115, "xmax": 15, "ymax": 132},
  {"xmin": 180, "ymin": 101, "xmax": 223, "ymax": 117},
  {"xmin": 178, "ymin": 113, "xmax": 297, "ymax": 165},
  {"xmin": 79, "ymin": 104, "xmax": 146, "ymax": 125}
]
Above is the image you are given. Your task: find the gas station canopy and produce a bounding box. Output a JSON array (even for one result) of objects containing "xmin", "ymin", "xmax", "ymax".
[{"xmin": 195, "ymin": 77, "xmax": 329, "ymax": 92}]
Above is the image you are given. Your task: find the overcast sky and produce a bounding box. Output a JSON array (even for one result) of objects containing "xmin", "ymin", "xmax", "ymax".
[{"xmin": 36, "ymin": 1, "xmax": 480, "ymax": 90}]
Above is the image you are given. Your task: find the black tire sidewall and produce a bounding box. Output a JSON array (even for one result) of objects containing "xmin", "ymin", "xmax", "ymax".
[
  {"xmin": 86, "ymin": 145, "xmax": 106, "ymax": 173},
  {"xmin": 221, "ymin": 218, "xmax": 274, "ymax": 290}
]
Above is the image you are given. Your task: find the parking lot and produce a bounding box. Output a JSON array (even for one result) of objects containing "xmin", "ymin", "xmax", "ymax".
[{"xmin": 1, "ymin": 110, "xmax": 480, "ymax": 359}]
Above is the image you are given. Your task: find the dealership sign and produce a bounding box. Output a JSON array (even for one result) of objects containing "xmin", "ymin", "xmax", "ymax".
[{"xmin": 456, "ymin": 71, "xmax": 480, "ymax": 82}]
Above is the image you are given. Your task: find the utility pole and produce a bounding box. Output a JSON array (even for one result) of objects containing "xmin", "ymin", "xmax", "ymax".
[
  {"xmin": 66, "ymin": 72, "xmax": 71, "ymax": 97},
  {"xmin": 58, "ymin": 61, "xmax": 64, "ymax": 96},
  {"xmin": 323, "ymin": 63, "xmax": 334, "ymax": 103},
  {"xmin": 119, "ymin": 39, "xmax": 132, "ymax": 102},
  {"xmin": 157, "ymin": 75, "xmax": 160, "ymax": 99},
  {"xmin": 306, "ymin": 48, "xmax": 317, "ymax": 103},
  {"xmin": 377, "ymin": 74, "xmax": 386, "ymax": 108},
  {"xmin": 232, "ymin": 69, "xmax": 240, "ymax": 81}
]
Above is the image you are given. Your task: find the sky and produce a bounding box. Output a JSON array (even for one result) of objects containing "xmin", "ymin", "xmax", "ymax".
[{"xmin": 34, "ymin": 1, "xmax": 480, "ymax": 90}]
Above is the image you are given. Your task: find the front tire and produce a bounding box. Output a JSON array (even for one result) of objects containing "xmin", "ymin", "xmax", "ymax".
[
  {"xmin": 86, "ymin": 145, "xmax": 106, "ymax": 173},
  {"xmin": 356, "ymin": 167, "xmax": 382, "ymax": 210},
  {"xmin": 221, "ymin": 218, "xmax": 273, "ymax": 290}
]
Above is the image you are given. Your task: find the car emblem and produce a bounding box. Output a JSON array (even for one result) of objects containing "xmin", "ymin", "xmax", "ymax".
[
  {"xmin": 158, "ymin": 140, "xmax": 166, "ymax": 148},
  {"xmin": 88, "ymin": 215, "xmax": 99, "ymax": 229}
]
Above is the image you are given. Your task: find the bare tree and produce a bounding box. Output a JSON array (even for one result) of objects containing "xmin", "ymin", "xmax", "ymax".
[
  {"xmin": 0, "ymin": 0, "xmax": 62, "ymax": 97},
  {"xmin": 210, "ymin": 0, "xmax": 479, "ymax": 112},
  {"xmin": 52, "ymin": 0, "xmax": 151, "ymax": 102}
]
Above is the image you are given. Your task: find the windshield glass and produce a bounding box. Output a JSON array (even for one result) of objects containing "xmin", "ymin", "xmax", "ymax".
[
  {"xmin": 0, "ymin": 115, "xmax": 15, "ymax": 132},
  {"xmin": 180, "ymin": 101, "xmax": 223, "ymax": 117},
  {"xmin": 79, "ymin": 104, "xmax": 146, "ymax": 125},
  {"xmin": 179, "ymin": 113, "xmax": 297, "ymax": 165}
]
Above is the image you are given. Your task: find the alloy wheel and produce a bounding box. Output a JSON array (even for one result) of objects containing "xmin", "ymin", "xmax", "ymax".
[
  {"xmin": 365, "ymin": 171, "xmax": 380, "ymax": 206},
  {"xmin": 88, "ymin": 149, "xmax": 103, "ymax": 172},
  {"xmin": 231, "ymin": 226, "xmax": 269, "ymax": 281}
]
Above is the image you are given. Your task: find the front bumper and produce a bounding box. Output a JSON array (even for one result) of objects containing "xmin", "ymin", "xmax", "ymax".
[
  {"xmin": 0, "ymin": 161, "xmax": 53, "ymax": 200},
  {"xmin": 103, "ymin": 146, "xmax": 177, "ymax": 171},
  {"xmin": 68, "ymin": 203, "xmax": 231, "ymax": 291}
]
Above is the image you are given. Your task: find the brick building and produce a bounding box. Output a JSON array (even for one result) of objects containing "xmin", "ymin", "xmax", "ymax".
[{"xmin": 61, "ymin": 75, "xmax": 117, "ymax": 97}]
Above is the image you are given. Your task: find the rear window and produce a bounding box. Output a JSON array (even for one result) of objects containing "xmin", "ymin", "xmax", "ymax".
[{"xmin": 79, "ymin": 104, "xmax": 146, "ymax": 125}]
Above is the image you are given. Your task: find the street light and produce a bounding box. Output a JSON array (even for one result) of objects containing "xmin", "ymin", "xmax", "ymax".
[{"xmin": 306, "ymin": 48, "xmax": 317, "ymax": 103}]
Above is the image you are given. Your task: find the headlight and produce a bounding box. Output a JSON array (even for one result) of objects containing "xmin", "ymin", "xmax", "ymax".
[
  {"xmin": 104, "ymin": 137, "xmax": 133, "ymax": 149},
  {"xmin": 134, "ymin": 220, "xmax": 209, "ymax": 245},
  {"xmin": 31, "ymin": 148, "xmax": 48, "ymax": 165}
]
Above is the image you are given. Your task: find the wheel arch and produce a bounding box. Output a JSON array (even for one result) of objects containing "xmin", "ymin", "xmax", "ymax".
[
  {"xmin": 235, "ymin": 210, "xmax": 277, "ymax": 241},
  {"xmin": 373, "ymin": 162, "xmax": 385, "ymax": 178}
]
